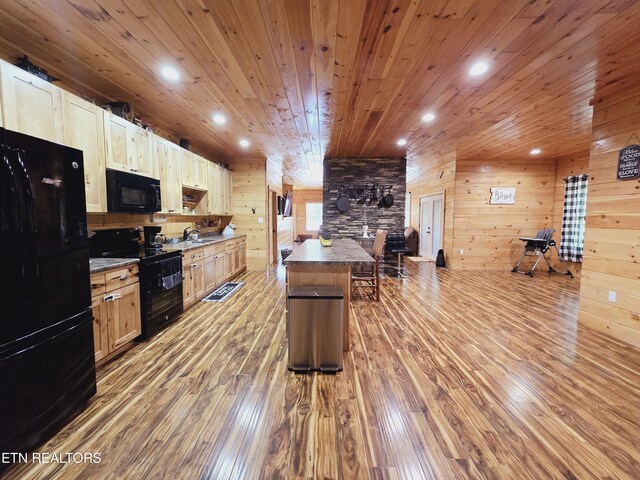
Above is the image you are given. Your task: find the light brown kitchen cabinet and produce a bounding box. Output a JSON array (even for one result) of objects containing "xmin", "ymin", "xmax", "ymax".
[
  {"xmin": 207, "ymin": 163, "xmax": 233, "ymax": 215},
  {"xmin": 104, "ymin": 110, "xmax": 156, "ymax": 179},
  {"xmin": 196, "ymin": 155, "xmax": 208, "ymax": 191},
  {"xmin": 155, "ymin": 135, "xmax": 182, "ymax": 214},
  {"xmin": 207, "ymin": 162, "xmax": 222, "ymax": 215},
  {"xmin": 204, "ymin": 255, "xmax": 217, "ymax": 292},
  {"xmin": 132, "ymin": 126, "xmax": 154, "ymax": 178},
  {"xmin": 61, "ymin": 92, "xmax": 107, "ymax": 213},
  {"xmin": 223, "ymin": 251, "xmax": 233, "ymax": 280},
  {"xmin": 182, "ymin": 260, "xmax": 204, "ymax": 308},
  {"xmin": 223, "ymin": 169, "xmax": 234, "ymax": 214},
  {"xmin": 90, "ymin": 264, "xmax": 141, "ymax": 363},
  {"xmin": 181, "ymin": 237, "xmax": 246, "ymax": 311},
  {"xmin": 182, "ymin": 150, "xmax": 207, "ymax": 190},
  {"xmin": 181, "ymin": 149, "xmax": 196, "ymax": 188},
  {"xmin": 105, "ymin": 282, "xmax": 141, "ymax": 351},
  {"xmin": 91, "ymin": 295, "xmax": 109, "ymax": 362},
  {"xmin": 182, "ymin": 247, "xmax": 205, "ymax": 309},
  {"xmin": 0, "ymin": 61, "xmax": 63, "ymax": 143}
]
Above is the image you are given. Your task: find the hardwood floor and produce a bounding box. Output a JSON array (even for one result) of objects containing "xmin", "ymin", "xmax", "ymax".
[{"xmin": 4, "ymin": 263, "xmax": 639, "ymax": 479}]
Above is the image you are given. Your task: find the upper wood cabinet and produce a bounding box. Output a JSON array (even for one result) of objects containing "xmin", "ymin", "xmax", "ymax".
[
  {"xmin": 181, "ymin": 149, "xmax": 208, "ymax": 190},
  {"xmin": 0, "ymin": 61, "xmax": 63, "ymax": 143},
  {"xmin": 181, "ymin": 149, "xmax": 196, "ymax": 188},
  {"xmin": 61, "ymin": 92, "xmax": 107, "ymax": 213},
  {"xmin": 196, "ymin": 156, "xmax": 208, "ymax": 190},
  {"xmin": 207, "ymin": 162, "xmax": 221, "ymax": 215},
  {"xmin": 224, "ymin": 169, "xmax": 234, "ymax": 215},
  {"xmin": 155, "ymin": 135, "xmax": 182, "ymax": 214},
  {"xmin": 104, "ymin": 110, "xmax": 156, "ymax": 179},
  {"xmin": 207, "ymin": 162, "xmax": 233, "ymax": 215}
]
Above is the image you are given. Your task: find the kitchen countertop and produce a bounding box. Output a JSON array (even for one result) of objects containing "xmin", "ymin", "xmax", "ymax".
[
  {"xmin": 89, "ymin": 258, "xmax": 139, "ymax": 273},
  {"xmin": 283, "ymin": 239, "xmax": 375, "ymax": 267},
  {"xmin": 163, "ymin": 233, "xmax": 246, "ymax": 252}
]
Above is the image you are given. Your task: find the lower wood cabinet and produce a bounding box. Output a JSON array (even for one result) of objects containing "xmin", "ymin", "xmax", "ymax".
[
  {"xmin": 204, "ymin": 255, "xmax": 217, "ymax": 292},
  {"xmin": 90, "ymin": 265, "xmax": 141, "ymax": 363},
  {"xmin": 183, "ymin": 261, "xmax": 205, "ymax": 309},
  {"xmin": 182, "ymin": 238, "xmax": 247, "ymax": 310}
]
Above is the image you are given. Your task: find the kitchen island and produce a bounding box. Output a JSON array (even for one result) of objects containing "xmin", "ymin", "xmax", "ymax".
[{"xmin": 283, "ymin": 239, "xmax": 375, "ymax": 351}]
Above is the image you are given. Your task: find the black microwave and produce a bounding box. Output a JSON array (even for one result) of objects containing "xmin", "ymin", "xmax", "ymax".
[{"xmin": 106, "ymin": 170, "xmax": 161, "ymax": 213}]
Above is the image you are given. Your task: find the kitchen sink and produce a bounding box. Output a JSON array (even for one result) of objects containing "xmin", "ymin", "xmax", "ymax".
[{"xmin": 185, "ymin": 238, "xmax": 217, "ymax": 243}]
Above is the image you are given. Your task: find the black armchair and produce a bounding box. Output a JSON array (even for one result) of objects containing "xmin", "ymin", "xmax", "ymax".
[{"xmin": 385, "ymin": 233, "xmax": 413, "ymax": 277}]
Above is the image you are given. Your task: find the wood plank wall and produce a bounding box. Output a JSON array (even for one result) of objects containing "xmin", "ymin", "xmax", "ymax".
[
  {"xmin": 552, "ymin": 154, "xmax": 590, "ymax": 275},
  {"xmin": 407, "ymin": 152, "xmax": 456, "ymax": 266},
  {"xmin": 579, "ymin": 88, "xmax": 640, "ymax": 348},
  {"xmin": 230, "ymin": 159, "xmax": 267, "ymax": 271},
  {"xmin": 452, "ymin": 158, "xmax": 556, "ymax": 271},
  {"xmin": 292, "ymin": 188, "xmax": 323, "ymax": 239}
]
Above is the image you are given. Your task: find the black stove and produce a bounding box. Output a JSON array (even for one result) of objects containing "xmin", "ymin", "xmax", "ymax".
[
  {"xmin": 89, "ymin": 228, "xmax": 183, "ymax": 340},
  {"xmin": 95, "ymin": 246, "xmax": 181, "ymax": 262}
]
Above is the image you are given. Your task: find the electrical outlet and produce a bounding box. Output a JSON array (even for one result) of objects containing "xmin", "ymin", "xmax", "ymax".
[
  {"xmin": 257, "ymin": 217, "xmax": 264, "ymax": 223},
  {"xmin": 608, "ymin": 291, "xmax": 617, "ymax": 303},
  {"xmin": 460, "ymin": 249, "xmax": 464, "ymax": 255}
]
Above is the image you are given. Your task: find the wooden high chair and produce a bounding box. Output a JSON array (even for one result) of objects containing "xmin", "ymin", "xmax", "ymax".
[{"xmin": 351, "ymin": 229, "xmax": 387, "ymax": 302}]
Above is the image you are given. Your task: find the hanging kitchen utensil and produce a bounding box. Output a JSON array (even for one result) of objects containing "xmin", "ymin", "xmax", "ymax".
[
  {"xmin": 336, "ymin": 192, "xmax": 351, "ymax": 212},
  {"xmin": 383, "ymin": 192, "xmax": 394, "ymax": 207},
  {"xmin": 369, "ymin": 185, "xmax": 378, "ymax": 205}
]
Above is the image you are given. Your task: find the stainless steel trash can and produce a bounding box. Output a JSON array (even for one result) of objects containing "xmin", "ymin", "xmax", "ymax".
[{"xmin": 287, "ymin": 286, "xmax": 344, "ymax": 373}]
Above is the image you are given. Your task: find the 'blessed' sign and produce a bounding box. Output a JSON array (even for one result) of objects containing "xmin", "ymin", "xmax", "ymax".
[{"xmin": 490, "ymin": 187, "xmax": 516, "ymax": 204}]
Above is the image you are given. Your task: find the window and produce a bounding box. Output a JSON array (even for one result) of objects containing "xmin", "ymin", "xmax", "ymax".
[
  {"xmin": 559, "ymin": 174, "xmax": 588, "ymax": 262},
  {"xmin": 404, "ymin": 192, "xmax": 411, "ymax": 227},
  {"xmin": 305, "ymin": 202, "xmax": 323, "ymax": 231}
]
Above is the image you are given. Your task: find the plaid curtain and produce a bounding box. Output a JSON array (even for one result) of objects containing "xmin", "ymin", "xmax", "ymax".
[{"xmin": 559, "ymin": 175, "xmax": 588, "ymax": 262}]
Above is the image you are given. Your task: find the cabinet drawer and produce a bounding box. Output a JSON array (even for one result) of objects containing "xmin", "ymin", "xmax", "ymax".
[
  {"xmin": 225, "ymin": 239, "xmax": 242, "ymax": 251},
  {"xmin": 203, "ymin": 243, "xmax": 225, "ymax": 258},
  {"xmin": 183, "ymin": 247, "xmax": 204, "ymax": 264},
  {"xmin": 105, "ymin": 265, "xmax": 139, "ymax": 291},
  {"xmin": 237, "ymin": 237, "xmax": 246, "ymax": 246},
  {"xmin": 90, "ymin": 273, "xmax": 107, "ymax": 296}
]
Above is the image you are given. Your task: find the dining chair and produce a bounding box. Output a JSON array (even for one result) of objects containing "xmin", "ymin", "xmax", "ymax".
[{"xmin": 351, "ymin": 229, "xmax": 387, "ymax": 302}]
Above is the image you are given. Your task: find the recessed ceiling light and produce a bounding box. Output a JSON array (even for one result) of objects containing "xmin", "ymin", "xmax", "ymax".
[
  {"xmin": 160, "ymin": 65, "xmax": 180, "ymax": 82},
  {"xmin": 469, "ymin": 61, "xmax": 489, "ymax": 76},
  {"xmin": 396, "ymin": 138, "xmax": 407, "ymax": 146},
  {"xmin": 213, "ymin": 113, "xmax": 227, "ymax": 125},
  {"xmin": 421, "ymin": 112, "xmax": 436, "ymax": 122},
  {"xmin": 239, "ymin": 139, "xmax": 250, "ymax": 148},
  {"xmin": 530, "ymin": 148, "xmax": 541, "ymax": 155}
]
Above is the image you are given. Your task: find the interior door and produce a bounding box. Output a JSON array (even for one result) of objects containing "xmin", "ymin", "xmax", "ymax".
[{"xmin": 419, "ymin": 192, "xmax": 445, "ymax": 260}]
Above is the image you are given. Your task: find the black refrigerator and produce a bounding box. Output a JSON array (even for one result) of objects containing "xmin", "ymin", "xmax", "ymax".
[{"xmin": 0, "ymin": 128, "xmax": 96, "ymax": 459}]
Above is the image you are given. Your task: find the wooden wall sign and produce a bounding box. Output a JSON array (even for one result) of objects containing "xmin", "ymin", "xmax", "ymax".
[
  {"xmin": 490, "ymin": 187, "xmax": 516, "ymax": 204},
  {"xmin": 617, "ymin": 144, "xmax": 640, "ymax": 180}
]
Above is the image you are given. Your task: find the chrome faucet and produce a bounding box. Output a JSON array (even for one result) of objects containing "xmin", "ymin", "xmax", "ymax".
[{"xmin": 183, "ymin": 228, "xmax": 200, "ymax": 241}]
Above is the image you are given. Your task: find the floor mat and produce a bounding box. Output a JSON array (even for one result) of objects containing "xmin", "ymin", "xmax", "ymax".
[
  {"xmin": 202, "ymin": 282, "xmax": 243, "ymax": 302},
  {"xmin": 406, "ymin": 256, "xmax": 431, "ymax": 262}
]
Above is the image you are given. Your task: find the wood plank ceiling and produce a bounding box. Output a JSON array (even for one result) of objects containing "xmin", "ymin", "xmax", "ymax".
[{"xmin": 0, "ymin": 0, "xmax": 639, "ymax": 187}]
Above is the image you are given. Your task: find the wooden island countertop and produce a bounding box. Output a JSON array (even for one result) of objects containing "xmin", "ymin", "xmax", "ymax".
[
  {"xmin": 283, "ymin": 239, "xmax": 374, "ymax": 351},
  {"xmin": 283, "ymin": 238, "xmax": 375, "ymax": 266}
]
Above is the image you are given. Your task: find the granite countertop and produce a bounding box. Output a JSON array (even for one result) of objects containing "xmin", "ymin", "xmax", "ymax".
[
  {"xmin": 163, "ymin": 233, "xmax": 246, "ymax": 253},
  {"xmin": 283, "ymin": 239, "xmax": 375, "ymax": 266},
  {"xmin": 89, "ymin": 258, "xmax": 139, "ymax": 273}
]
